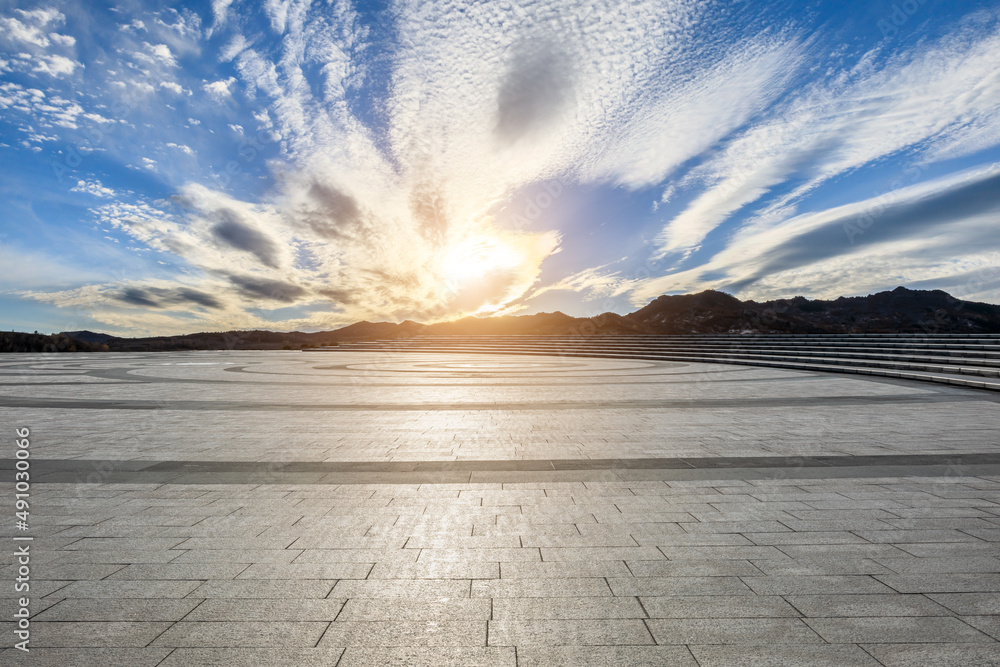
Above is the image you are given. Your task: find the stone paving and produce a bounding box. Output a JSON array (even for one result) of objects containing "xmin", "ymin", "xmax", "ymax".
[{"xmin": 1, "ymin": 351, "xmax": 1000, "ymax": 665}]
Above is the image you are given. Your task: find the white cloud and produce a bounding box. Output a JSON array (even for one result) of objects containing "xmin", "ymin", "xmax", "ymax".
[
  {"xmin": 582, "ymin": 39, "xmax": 804, "ymax": 191},
  {"xmin": 49, "ymin": 32, "xmax": 75, "ymax": 47},
  {"xmin": 533, "ymin": 265, "xmax": 633, "ymax": 302},
  {"xmin": 1, "ymin": 8, "xmax": 73, "ymax": 63},
  {"xmin": 220, "ymin": 34, "xmax": 247, "ymax": 62},
  {"xmin": 32, "ymin": 54, "xmax": 79, "ymax": 76},
  {"xmin": 263, "ymin": 0, "xmax": 291, "ymax": 34},
  {"xmin": 129, "ymin": 81, "xmax": 156, "ymax": 94},
  {"xmin": 252, "ymin": 109, "xmax": 272, "ymax": 129},
  {"xmin": 159, "ymin": 81, "xmax": 187, "ymax": 95},
  {"xmin": 155, "ymin": 8, "xmax": 201, "ymax": 41},
  {"xmin": 71, "ymin": 179, "xmax": 117, "ymax": 197},
  {"xmin": 232, "ymin": 49, "xmax": 280, "ymax": 99},
  {"xmin": 0, "ymin": 82, "xmax": 89, "ymax": 128},
  {"xmin": 148, "ymin": 43, "xmax": 177, "ymax": 67},
  {"xmin": 27, "ymin": 131, "xmax": 58, "ymax": 143},
  {"xmin": 0, "ymin": 8, "xmax": 77, "ymax": 78},
  {"xmin": 203, "ymin": 77, "xmax": 236, "ymax": 100},
  {"xmin": 211, "ymin": 0, "xmax": 236, "ymax": 30},
  {"xmin": 14, "ymin": 8, "xmax": 64, "ymax": 25},
  {"xmin": 0, "ymin": 16, "xmax": 53, "ymax": 47},
  {"xmin": 166, "ymin": 142, "xmax": 194, "ymax": 155}
]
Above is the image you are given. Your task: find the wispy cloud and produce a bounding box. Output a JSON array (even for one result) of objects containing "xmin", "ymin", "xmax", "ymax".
[
  {"xmin": 655, "ymin": 17, "xmax": 1000, "ymax": 257},
  {"xmin": 631, "ymin": 163, "xmax": 1000, "ymax": 302}
]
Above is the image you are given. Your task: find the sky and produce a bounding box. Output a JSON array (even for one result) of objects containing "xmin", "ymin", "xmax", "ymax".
[{"xmin": 2, "ymin": 0, "xmax": 1000, "ymax": 336}]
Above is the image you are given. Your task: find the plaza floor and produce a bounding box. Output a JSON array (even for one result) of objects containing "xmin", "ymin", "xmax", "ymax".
[{"xmin": 2, "ymin": 350, "xmax": 1000, "ymax": 665}]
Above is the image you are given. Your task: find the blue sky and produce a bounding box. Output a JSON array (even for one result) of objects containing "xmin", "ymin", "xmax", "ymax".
[{"xmin": 2, "ymin": 0, "xmax": 1000, "ymax": 335}]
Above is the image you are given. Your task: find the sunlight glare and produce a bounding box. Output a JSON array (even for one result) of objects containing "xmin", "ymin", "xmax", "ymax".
[{"xmin": 441, "ymin": 235, "xmax": 523, "ymax": 288}]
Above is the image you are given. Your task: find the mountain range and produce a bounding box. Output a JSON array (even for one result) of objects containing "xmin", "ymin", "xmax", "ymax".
[{"xmin": 2, "ymin": 287, "xmax": 998, "ymax": 353}]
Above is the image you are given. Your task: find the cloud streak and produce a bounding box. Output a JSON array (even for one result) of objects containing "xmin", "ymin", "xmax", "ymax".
[{"xmin": 631, "ymin": 164, "xmax": 1000, "ymax": 303}]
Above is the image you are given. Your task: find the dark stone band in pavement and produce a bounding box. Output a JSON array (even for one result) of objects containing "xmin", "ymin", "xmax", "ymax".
[
  {"xmin": 5, "ymin": 453, "xmax": 1000, "ymax": 485},
  {"xmin": 0, "ymin": 392, "xmax": 977, "ymax": 411}
]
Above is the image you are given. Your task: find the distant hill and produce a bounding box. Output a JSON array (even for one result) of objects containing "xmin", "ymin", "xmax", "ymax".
[
  {"xmin": 389, "ymin": 287, "xmax": 1000, "ymax": 337},
  {"xmin": 4, "ymin": 287, "xmax": 998, "ymax": 353},
  {"xmin": 622, "ymin": 286, "xmax": 1000, "ymax": 335},
  {"xmin": 0, "ymin": 331, "xmax": 102, "ymax": 353},
  {"xmin": 61, "ymin": 330, "xmax": 117, "ymax": 344}
]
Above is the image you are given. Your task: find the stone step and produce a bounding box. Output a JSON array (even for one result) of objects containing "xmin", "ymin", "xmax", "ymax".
[
  {"xmin": 414, "ymin": 333, "xmax": 1000, "ymax": 341},
  {"xmin": 311, "ymin": 338, "xmax": 1000, "ymax": 393},
  {"xmin": 327, "ymin": 343, "xmax": 1000, "ymax": 378},
  {"xmin": 343, "ymin": 340, "xmax": 1000, "ymax": 363},
  {"xmin": 412, "ymin": 338, "xmax": 1000, "ymax": 352}
]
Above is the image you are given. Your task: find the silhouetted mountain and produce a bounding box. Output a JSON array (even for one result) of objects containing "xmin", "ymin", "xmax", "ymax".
[
  {"xmin": 625, "ymin": 287, "xmax": 1000, "ymax": 334},
  {"xmin": 88, "ymin": 329, "xmax": 333, "ymax": 352},
  {"xmin": 417, "ymin": 287, "xmax": 1000, "ymax": 336},
  {"xmin": 60, "ymin": 330, "xmax": 116, "ymax": 344},
  {"xmin": 5, "ymin": 287, "xmax": 998, "ymax": 353},
  {"xmin": 760, "ymin": 286, "xmax": 1000, "ymax": 333},
  {"xmin": 425, "ymin": 311, "xmax": 580, "ymax": 335},
  {"xmin": 627, "ymin": 290, "xmax": 783, "ymax": 334},
  {"xmin": 0, "ymin": 331, "xmax": 101, "ymax": 353},
  {"xmin": 329, "ymin": 320, "xmax": 426, "ymax": 340}
]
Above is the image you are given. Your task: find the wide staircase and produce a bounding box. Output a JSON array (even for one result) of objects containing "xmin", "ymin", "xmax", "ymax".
[{"xmin": 312, "ymin": 334, "xmax": 1000, "ymax": 392}]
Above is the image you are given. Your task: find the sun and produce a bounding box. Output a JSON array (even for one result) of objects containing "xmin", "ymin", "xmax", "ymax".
[{"xmin": 441, "ymin": 235, "xmax": 523, "ymax": 289}]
